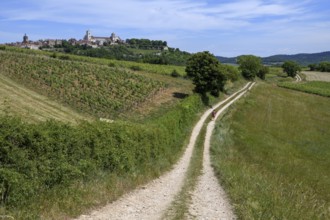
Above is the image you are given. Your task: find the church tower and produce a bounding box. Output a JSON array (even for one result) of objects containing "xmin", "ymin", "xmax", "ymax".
[
  {"xmin": 23, "ymin": 33, "xmax": 29, "ymax": 44},
  {"xmin": 84, "ymin": 30, "xmax": 92, "ymax": 41}
]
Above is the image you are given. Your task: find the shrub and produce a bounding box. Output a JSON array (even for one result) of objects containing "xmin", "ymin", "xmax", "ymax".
[
  {"xmin": 171, "ymin": 69, "xmax": 180, "ymax": 77},
  {"xmin": 130, "ymin": 65, "xmax": 142, "ymax": 71}
]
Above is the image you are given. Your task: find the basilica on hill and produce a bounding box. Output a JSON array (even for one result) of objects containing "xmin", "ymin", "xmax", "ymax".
[
  {"xmin": 4, "ymin": 30, "xmax": 124, "ymax": 49},
  {"xmin": 83, "ymin": 30, "xmax": 123, "ymax": 46}
]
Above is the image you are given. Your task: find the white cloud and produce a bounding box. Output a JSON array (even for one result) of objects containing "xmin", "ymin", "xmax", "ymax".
[{"xmin": 1, "ymin": 0, "xmax": 329, "ymax": 56}]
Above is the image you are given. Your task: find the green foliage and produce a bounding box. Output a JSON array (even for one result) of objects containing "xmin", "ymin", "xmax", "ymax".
[
  {"xmin": 130, "ymin": 65, "xmax": 143, "ymax": 71},
  {"xmin": 0, "ymin": 46, "xmax": 6, "ymax": 50},
  {"xmin": 317, "ymin": 61, "xmax": 330, "ymax": 72},
  {"xmin": 308, "ymin": 61, "xmax": 330, "ymax": 72},
  {"xmin": 282, "ymin": 60, "xmax": 301, "ymax": 77},
  {"xmin": 186, "ymin": 51, "xmax": 226, "ymax": 97},
  {"xmin": 126, "ymin": 38, "xmax": 167, "ymax": 49},
  {"xmin": 257, "ymin": 65, "xmax": 269, "ymax": 80},
  {"xmin": 4, "ymin": 46, "xmax": 187, "ymax": 76},
  {"xmin": 222, "ymin": 64, "xmax": 240, "ymax": 82},
  {"xmin": 0, "ymin": 51, "xmax": 165, "ymax": 118},
  {"xmin": 237, "ymin": 55, "xmax": 262, "ymax": 79},
  {"xmin": 212, "ymin": 84, "xmax": 330, "ymax": 219},
  {"xmin": 278, "ymin": 81, "xmax": 330, "ymax": 97},
  {"xmin": 0, "ymin": 93, "xmax": 205, "ymax": 217},
  {"xmin": 171, "ymin": 69, "xmax": 180, "ymax": 78}
]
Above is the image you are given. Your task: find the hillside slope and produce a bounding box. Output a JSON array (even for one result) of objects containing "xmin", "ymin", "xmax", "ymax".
[
  {"xmin": 217, "ymin": 51, "xmax": 330, "ymax": 66},
  {"xmin": 0, "ymin": 50, "xmax": 167, "ymax": 119},
  {"xmin": 0, "ymin": 74, "xmax": 89, "ymax": 123}
]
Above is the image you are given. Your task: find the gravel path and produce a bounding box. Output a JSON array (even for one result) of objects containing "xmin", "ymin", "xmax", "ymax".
[
  {"xmin": 188, "ymin": 82, "xmax": 255, "ymax": 220},
  {"xmin": 76, "ymin": 82, "xmax": 253, "ymax": 220}
]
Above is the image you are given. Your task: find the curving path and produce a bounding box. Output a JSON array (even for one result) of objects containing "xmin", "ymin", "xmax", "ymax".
[{"xmin": 76, "ymin": 82, "xmax": 254, "ymax": 220}]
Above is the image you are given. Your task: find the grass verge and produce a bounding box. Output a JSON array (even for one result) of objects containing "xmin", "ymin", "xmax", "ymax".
[{"xmin": 211, "ymin": 83, "xmax": 330, "ymax": 219}]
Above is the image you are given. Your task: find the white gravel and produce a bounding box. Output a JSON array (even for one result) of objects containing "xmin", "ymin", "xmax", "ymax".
[
  {"xmin": 76, "ymin": 82, "xmax": 253, "ymax": 220},
  {"xmin": 188, "ymin": 82, "xmax": 255, "ymax": 220}
]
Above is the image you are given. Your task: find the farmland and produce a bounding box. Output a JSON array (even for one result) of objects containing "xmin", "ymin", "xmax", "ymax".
[
  {"xmin": 0, "ymin": 47, "xmax": 214, "ymax": 219},
  {"xmin": 211, "ymin": 83, "xmax": 330, "ymax": 219},
  {"xmin": 278, "ymin": 81, "xmax": 330, "ymax": 97},
  {"xmin": 0, "ymin": 50, "xmax": 166, "ymax": 119}
]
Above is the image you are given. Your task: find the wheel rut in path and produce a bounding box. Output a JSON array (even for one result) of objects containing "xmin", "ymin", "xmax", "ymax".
[
  {"xmin": 188, "ymin": 82, "xmax": 255, "ymax": 220},
  {"xmin": 76, "ymin": 82, "xmax": 253, "ymax": 220}
]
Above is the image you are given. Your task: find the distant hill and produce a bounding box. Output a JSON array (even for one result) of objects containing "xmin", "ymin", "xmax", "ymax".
[{"xmin": 217, "ymin": 51, "xmax": 330, "ymax": 66}]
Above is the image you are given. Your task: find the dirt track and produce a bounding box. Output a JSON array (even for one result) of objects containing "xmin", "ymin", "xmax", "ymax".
[{"xmin": 76, "ymin": 82, "xmax": 254, "ymax": 220}]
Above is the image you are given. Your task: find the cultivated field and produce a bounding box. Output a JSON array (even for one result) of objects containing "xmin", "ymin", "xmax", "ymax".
[
  {"xmin": 0, "ymin": 74, "xmax": 89, "ymax": 123},
  {"xmin": 302, "ymin": 70, "xmax": 330, "ymax": 82}
]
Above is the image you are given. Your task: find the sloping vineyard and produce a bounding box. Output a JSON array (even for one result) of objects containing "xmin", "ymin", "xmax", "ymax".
[{"xmin": 0, "ymin": 51, "xmax": 165, "ymax": 118}]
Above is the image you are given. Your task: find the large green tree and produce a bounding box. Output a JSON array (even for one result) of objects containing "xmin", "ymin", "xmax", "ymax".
[
  {"xmin": 237, "ymin": 55, "xmax": 262, "ymax": 79},
  {"xmin": 186, "ymin": 51, "xmax": 226, "ymax": 97},
  {"xmin": 282, "ymin": 61, "xmax": 301, "ymax": 77}
]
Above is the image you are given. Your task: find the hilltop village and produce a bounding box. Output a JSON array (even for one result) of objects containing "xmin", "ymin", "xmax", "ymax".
[{"xmin": 5, "ymin": 30, "xmax": 126, "ymax": 50}]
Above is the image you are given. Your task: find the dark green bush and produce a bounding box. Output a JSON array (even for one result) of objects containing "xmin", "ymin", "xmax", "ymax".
[
  {"xmin": 171, "ymin": 69, "xmax": 180, "ymax": 77},
  {"xmin": 0, "ymin": 94, "xmax": 203, "ymax": 208},
  {"xmin": 130, "ymin": 65, "xmax": 142, "ymax": 71}
]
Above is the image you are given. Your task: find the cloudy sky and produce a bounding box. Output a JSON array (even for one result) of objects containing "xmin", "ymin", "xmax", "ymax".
[{"xmin": 1, "ymin": 0, "xmax": 329, "ymax": 57}]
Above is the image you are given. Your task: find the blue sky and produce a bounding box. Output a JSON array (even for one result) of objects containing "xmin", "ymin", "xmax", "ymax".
[{"xmin": 1, "ymin": 0, "xmax": 329, "ymax": 57}]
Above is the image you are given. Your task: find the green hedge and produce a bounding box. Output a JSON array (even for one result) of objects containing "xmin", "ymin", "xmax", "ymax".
[{"xmin": 0, "ymin": 94, "xmax": 203, "ymax": 208}]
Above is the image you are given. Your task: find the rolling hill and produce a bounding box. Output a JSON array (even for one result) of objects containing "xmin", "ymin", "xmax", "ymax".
[{"xmin": 217, "ymin": 51, "xmax": 330, "ymax": 66}]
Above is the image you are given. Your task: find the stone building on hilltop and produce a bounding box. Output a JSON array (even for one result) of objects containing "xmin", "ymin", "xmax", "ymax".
[{"xmin": 83, "ymin": 30, "xmax": 123, "ymax": 46}]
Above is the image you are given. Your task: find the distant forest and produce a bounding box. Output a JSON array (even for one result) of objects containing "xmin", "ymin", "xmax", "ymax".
[{"xmin": 217, "ymin": 51, "xmax": 330, "ymax": 66}]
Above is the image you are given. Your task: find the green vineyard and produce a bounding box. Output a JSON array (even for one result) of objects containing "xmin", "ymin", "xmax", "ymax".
[{"xmin": 0, "ymin": 51, "xmax": 165, "ymax": 118}]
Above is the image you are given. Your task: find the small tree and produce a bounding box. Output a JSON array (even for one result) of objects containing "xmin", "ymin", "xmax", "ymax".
[
  {"xmin": 237, "ymin": 55, "xmax": 262, "ymax": 79},
  {"xmin": 257, "ymin": 65, "xmax": 269, "ymax": 80},
  {"xmin": 186, "ymin": 51, "xmax": 226, "ymax": 97},
  {"xmin": 282, "ymin": 61, "xmax": 301, "ymax": 77}
]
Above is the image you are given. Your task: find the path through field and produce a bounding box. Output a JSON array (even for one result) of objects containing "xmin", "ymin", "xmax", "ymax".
[
  {"xmin": 0, "ymin": 74, "xmax": 89, "ymax": 123},
  {"xmin": 188, "ymin": 82, "xmax": 255, "ymax": 219},
  {"xmin": 76, "ymin": 82, "xmax": 254, "ymax": 220},
  {"xmin": 302, "ymin": 71, "xmax": 330, "ymax": 82}
]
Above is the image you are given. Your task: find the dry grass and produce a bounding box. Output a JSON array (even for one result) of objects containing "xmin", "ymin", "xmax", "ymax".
[
  {"xmin": 0, "ymin": 74, "xmax": 91, "ymax": 124},
  {"xmin": 302, "ymin": 71, "xmax": 330, "ymax": 82}
]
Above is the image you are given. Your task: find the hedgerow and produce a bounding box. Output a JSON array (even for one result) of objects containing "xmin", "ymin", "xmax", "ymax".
[{"xmin": 0, "ymin": 94, "xmax": 204, "ymax": 212}]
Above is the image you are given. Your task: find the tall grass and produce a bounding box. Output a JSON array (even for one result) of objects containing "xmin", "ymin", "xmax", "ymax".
[
  {"xmin": 211, "ymin": 83, "xmax": 330, "ymax": 219},
  {"xmin": 278, "ymin": 81, "xmax": 330, "ymax": 97}
]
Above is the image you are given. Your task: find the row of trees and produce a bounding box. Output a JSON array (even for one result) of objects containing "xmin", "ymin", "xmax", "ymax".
[
  {"xmin": 185, "ymin": 53, "xmax": 269, "ymax": 99},
  {"xmin": 185, "ymin": 52, "xmax": 307, "ymax": 99},
  {"xmin": 126, "ymin": 38, "xmax": 167, "ymax": 49},
  {"xmin": 308, "ymin": 61, "xmax": 330, "ymax": 72}
]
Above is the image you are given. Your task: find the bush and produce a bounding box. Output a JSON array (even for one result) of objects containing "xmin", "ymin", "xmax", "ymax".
[
  {"xmin": 0, "ymin": 94, "xmax": 204, "ymax": 210},
  {"xmin": 171, "ymin": 69, "xmax": 180, "ymax": 77},
  {"xmin": 130, "ymin": 65, "xmax": 142, "ymax": 71}
]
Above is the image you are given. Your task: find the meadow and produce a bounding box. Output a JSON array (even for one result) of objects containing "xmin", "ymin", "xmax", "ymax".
[
  {"xmin": 211, "ymin": 83, "xmax": 330, "ymax": 219},
  {"xmin": 278, "ymin": 81, "xmax": 330, "ymax": 97}
]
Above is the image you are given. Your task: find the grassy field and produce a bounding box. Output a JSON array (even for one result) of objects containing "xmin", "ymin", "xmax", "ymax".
[
  {"xmin": 211, "ymin": 83, "xmax": 330, "ymax": 219},
  {"xmin": 278, "ymin": 81, "xmax": 330, "ymax": 97},
  {"xmin": 0, "ymin": 74, "xmax": 90, "ymax": 124}
]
